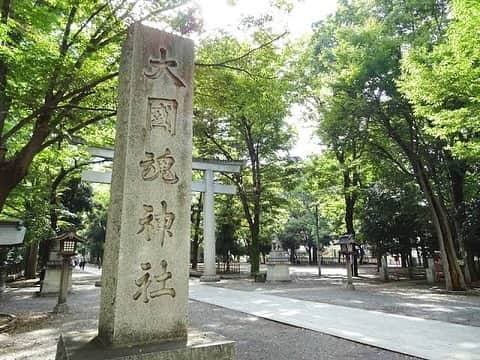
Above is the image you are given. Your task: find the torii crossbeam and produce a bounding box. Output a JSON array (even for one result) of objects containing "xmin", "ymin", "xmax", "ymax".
[{"xmin": 81, "ymin": 147, "xmax": 243, "ymax": 281}]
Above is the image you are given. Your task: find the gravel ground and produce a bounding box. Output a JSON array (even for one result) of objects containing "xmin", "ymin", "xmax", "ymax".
[
  {"xmin": 2, "ymin": 265, "xmax": 478, "ymax": 360},
  {"xmin": 0, "ymin": 272, "xmax": 99, "ymax": 360}
]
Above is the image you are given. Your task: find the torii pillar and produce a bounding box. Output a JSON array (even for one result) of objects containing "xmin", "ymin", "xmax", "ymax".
[{"xmin": 191, "ymin": 159, "xmax": 242, "ymax": 282}]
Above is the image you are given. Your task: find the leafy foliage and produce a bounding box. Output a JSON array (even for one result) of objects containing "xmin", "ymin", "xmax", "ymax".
[
  {"xmin": 193, "ymin": 31, "xmax": 295, "ymax": 273},
  {"xmin": 400, "ymin": 0, "xmax": 480, "ymax": 161}
]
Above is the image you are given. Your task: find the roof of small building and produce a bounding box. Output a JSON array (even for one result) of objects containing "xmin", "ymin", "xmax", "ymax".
[
  {"xmin": 51, "ymin": 231, "xmax": 86, "ymax": 243},
  {"xmin": 336, "ymin": 234, "xmax": 355, "ymax": 244}
]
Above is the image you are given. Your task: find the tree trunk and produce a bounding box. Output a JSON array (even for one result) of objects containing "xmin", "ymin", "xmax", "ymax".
[
  {"xmin": 290, "ymin": 247, "xmax": 296, "ymax": 263},
  {"xmin": 345, "ymin": 193, "xmax": 358, "ymax": 276},
  {"xmin": 191, "ymin": 193, "xmax": 203, "ymax": 270},
  {"xmin": 449, "ymin": 159, "xmax": 474, "ymax": 283},
  {"xmin": 0, "ymin": 160, "xmax": 26, "ymax": 214},
  {"xmin": 249, "ymin": 222, "xmax": 260, "ymax": 273},
  {"xmin": 24, "ymin": 243, "xmax": 39, "ymax": 279},
  {"xmin": 382, "ymin": 118, "xmax": 466, "ymax": 290},
  {"xmin": 421, "ymin": 244, "xmax": 428, "ymax": 268},
  {"xmin": 401, "ymin": 251, "xmax": 408, "ymax": 268},
  {"xmin": 0, "ymin": 117, "xmax": 50, "ymax": 213},
  {"xmin": 414, "ymin": 160, "xmax": 466, "ymax": 290}
]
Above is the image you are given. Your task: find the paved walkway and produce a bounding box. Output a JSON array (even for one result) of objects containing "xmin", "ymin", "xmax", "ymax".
[{"xmin": 190, "ymin": 283, "xmax": 480, "ymax": 360}]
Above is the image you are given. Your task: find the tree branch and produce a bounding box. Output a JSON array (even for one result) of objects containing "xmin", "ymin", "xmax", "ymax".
[
  {"xmin": 3, "ymin": 71, "xmax": 118, "ymax": 141},
  {"xmin": 195, "ymin": 31, "xmax": 288, "ymax": 67},
  {"xmin": 39, "ymin": 111, "xmax": 116, "ymax": 151},
  {"xmin": 67, "ymin": 3, "xmax": 109, "ymax": 49},
  {"xmin": 60, "ymin": 72, "xmax": 119, "ymax": 104},
  {"xmin": 45, "ymin": 5, "xmax": 77, "ymax": 103},
  {"xmin": 195, "ymin": 63, "xmax": 257, "ymax": 78},
  {"xmin": 56, "ymin": 105, "xmax": 116, "ymax": 112},
  {"xmin": 370, "ymin": 140, "xmax": 412, "ymax": 176},
  {"xmin": 203, "ymin": 131, "xmax": 234, "ymax": 161}
]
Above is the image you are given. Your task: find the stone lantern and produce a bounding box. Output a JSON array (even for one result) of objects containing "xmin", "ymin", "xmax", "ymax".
[
  {"xmin": 40, "ymin": 231, "xmax": 84, "ymax": 295},
  {"xmin": 52, "ymin": 231, "xmax": 85, "ymax": 313},
  {"xmin": 338, "ymin": 234, "xmax": 355, "ymax": 290}
]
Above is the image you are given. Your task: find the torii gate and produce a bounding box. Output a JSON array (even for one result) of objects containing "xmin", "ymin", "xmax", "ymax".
[{"xmin": 81, "ymin": 147, "xmax": 242, "ymax": 282}]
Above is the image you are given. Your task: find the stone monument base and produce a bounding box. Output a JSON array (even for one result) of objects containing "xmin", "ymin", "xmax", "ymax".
[
  {"xmin": 345, "ymin": 282, "xmax": 355, "ymax": 290},
  {"xmin": 266, "ymin": 263, "xmax": 290, "ymax": 282},
  {"xmin": 53, "ymin": 303, "xmax": 70, "ymax": 314},
  {"xmin": 379, "ymin": 266, "xmax": 389, "ymax": 281},
  {"xmin": 426, "ymin": 267, "xmax": 436, "ymax": 283},
  {"xmin": 200, "ymin": 275, "xmax": 220, "ymax": 282},
  {"xmin": 56, "ymin": 328, "xmax": 235, "ymax": 360},
  {"xmin": 40, "ymin": 266, "xmax": 72, "ymax": 296}
]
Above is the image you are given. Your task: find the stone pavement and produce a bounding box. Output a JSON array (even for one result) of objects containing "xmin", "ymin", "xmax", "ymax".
[
  {"xmin": 190, "ymin": 282, "xmax": 480, "ymax": 360},
  {"xmin": 208, "ymin": 266, "xmax": 480, "ymax": 327}
]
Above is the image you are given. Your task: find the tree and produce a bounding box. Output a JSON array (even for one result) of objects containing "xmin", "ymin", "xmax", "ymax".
[
  {"xmin": 0, "ymin": 0, "xmax": 191, "ymax": 213},
  {"xmin": 306, "ymin": 0, "xmax": 468, "ymax": 290},
  {"xmin": 194, "ymin": 31, "xmax": 294, "ymax": 274},
  {"xmin": 85, "ymin": 190, "xmax": 109, "ymax": 266},
  {"xmin": 2, "ymin": 143, "xmax": 99, "ymax": 275},
  {"xmin": 278, "ymin": 217, "xmax": 307, "ymax": 263},
  {"xmin": 400, "ymin": 0, "xmax": 480, "ymax": 161},
  {"xmin": 400, "ymin": 0, "xmax": 480, "ymax": 281},
  {"xmin": 57, "ymin": 177, "xmax": 93, "ymax": 228},
  {"xmin": 363, "ymin": 181, "xmax": 435, "ymax": 267},
  {"xmin": 190, "ymin": 193, "xmax": 203, "ymax": 269},
  {"xmin": 302, "ymin": 152, "xmax": 346, "ymax": 236},
  {"xmin": 463, "ymin": 197, "xmax": 480, "ymax": 258}
]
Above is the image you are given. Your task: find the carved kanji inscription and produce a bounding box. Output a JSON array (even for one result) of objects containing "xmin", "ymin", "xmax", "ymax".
[
  {"xmin": 151, "ymin": 260, "xmax": 176, "ymax": 299},
  {"xmin": 139, "ymin": 152, "xmax": 159, "ymax": 181},
  {"xmin": 133, "ymin": 261, "xmax": 175, "ymax": 303},
  {"xmin": 137, "ymin": 205, "xmax": 155, "ymax": 242},
  {"xmin": 144, "ymin": 47, "xmax": 186, "ymax": 88},
  {"xmin": 148, "ymin": 98, "xmax": 178, "ymax": 136},
  {"xmin": 139, "ymin": 148, "xmax": 178, "ymax": 184},
  {"xmin": 136, "ymin": 202, "xmax": 175, "ymax": 246},
  {"xmin": 133, "ymin": 262, "xmax": 153, "ymax": 303}
]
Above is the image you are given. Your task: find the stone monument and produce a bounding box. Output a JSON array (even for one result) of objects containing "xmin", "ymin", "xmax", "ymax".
[
  {"xmin": 266, "ymin": 236, "xmax": 290, "ymax": 282},
  {"xmin": 56, "ymin": 23, "xmax": 234, "ymax": 360},
  {"xmin": 379, "ymin": 255, "xmax": 389, "ymax": 281},
  {"xmin": 426, "ymin": 258, "xmax": 440, "ymax": 284}
]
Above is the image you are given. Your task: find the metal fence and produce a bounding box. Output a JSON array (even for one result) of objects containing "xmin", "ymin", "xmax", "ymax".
[
  {"xmin": 320, "ymin": 256, "xmax": 378, "ymax": 265},
  {"xmin": 194, "ymin": 262, "xmax": 241, "ymax": 274}
]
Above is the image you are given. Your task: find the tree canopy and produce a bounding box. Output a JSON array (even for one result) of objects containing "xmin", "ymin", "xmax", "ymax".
[{"xmin": 1, "ymin": 0, "xmax": 480, "ymax": 288}]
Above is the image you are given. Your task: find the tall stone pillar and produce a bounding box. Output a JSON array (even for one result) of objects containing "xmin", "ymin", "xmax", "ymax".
[
  {"xmin": 345, "ymin": 254, "xmax": 355, "ymax": 290},
  {"xmin": 97, "ymin": 24, "xmax": 194, "ymax": 346},
  {"xmin": 201, "ymin": 169, "xmax": 219, "ymax": 282},
  {"xmin": 380, "ymin": 255, "xmax": 389, "ymax": 281},
  {"xmin": 426, "ymin": 258, "xmax": 436, "ymax": 284},
  {"xmin": 56, "ymin": 24, "xmax": 234, "ymax": 360}
]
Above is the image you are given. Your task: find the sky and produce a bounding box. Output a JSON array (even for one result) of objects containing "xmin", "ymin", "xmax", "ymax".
[
  {"xmin": 197, "ymin": 0, "xmax": 337, "ymax": 39},
  {"xmin": 196, "ymin": 0, "xmax": 338, "ymax": 158}
]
